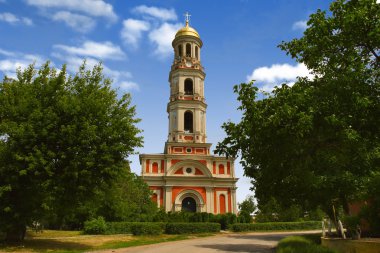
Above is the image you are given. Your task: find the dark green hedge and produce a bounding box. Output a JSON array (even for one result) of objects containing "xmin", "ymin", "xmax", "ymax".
[
  {"xmin": 165, "ymin": 222, "xmax": 221, "ymax": 234},
  {"xmin": 106, "ymin": 222, "xmax": 133, "ymax": 234},
  {"xmin": 230, "ymin": 221, "xmax": 321, "ymax": 232},
  {"xmin": 131, "ymin": 223, "xmax": 164, "ymax": 235},
  {"xmin": 106, "ymin": 222, "xmax": 165, "ymax": 235}
]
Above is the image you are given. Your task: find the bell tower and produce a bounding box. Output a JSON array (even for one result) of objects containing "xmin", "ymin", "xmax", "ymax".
[
  {"xmin": 166, "ymin": 13, "xmax": 209, "ymax": 154},
  {"xmin": 140, "ymin": 13, "xmax": 238, "ymax": 214}
]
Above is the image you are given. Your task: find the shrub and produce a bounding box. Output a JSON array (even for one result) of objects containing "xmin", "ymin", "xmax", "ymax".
[
  {"xmin": 211, "ymin": 213, "xmax": 238, "ymax": 230},
  {"xmin": 276, "ymin": 236, "xmax": 337, "ymax": 253},
  {"xmin": 131, "ymin": 223, "xmax": 164, "ymax": 235},
  {"xmin": 230, "ymin": 221, "xmax": 321, "ymax": 232},
  {"xmin": 83, "ymin": 216, "xmax": 107, "ymax": 235},
  {"xmin": 165, "ymin": 222, "xmax": 221, "ymax": 234},
  {"xmin": 105, "ymin": 222, "xmax": 165, "ymax": 235},
  {"xmin": 238, "ymin": 211, "xmax": 253, "ymax": 223},
  {"xmin": 106, "ymin": 222, "xmax": 134, "ymax": 234},
  {"xmin": 166, "ymin": 211, "xmax": 192, "ymax": 222},
  {"xmin": 153, "ymin": 208, "xmax": 169, "ymax": 222}
]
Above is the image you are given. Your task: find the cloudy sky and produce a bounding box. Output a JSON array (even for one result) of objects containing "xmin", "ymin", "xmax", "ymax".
[{"xmin": 0, "ymin": 0, "xmax": 332, "ymax": 204}]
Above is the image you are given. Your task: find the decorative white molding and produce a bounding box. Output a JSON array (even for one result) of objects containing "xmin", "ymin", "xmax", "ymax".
[{"xmin": 174, "ymin": 189, "xmax": 205, "ymax": 212}]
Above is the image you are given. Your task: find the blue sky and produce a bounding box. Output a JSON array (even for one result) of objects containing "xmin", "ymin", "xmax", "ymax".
[{"xmin": 0, "ymin": 0, "xmax": 332, "ymax": 204}]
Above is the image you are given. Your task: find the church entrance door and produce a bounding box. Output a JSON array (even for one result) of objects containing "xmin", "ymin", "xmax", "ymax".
[{"xmin": 181, "ymin": 197, "xmax": 196, "ymax": 212}]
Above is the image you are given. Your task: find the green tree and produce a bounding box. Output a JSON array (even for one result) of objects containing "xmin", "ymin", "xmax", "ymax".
[
  {"xmin": 98, "ymin": 172, "xmax": 157, "ymax": 222},
  {"xmin": 216, "ymin": 0, "xmax": 379, "ymax": 226},
  {"xmin": 238, "ymin": 195, "xmax": 257, "ymax": 214},
  {"xmin": 238, "ymin": 195, "xmax": 256, "ymax": 223},
  {"xmin": 0, "ymin": 62, "xmax": 143, "ymax": 241}
]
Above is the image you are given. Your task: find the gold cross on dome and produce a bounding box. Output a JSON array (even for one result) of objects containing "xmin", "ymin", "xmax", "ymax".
[{"xmin": 184, "ymin": 12, "xmax": 191, "ymax": 25}]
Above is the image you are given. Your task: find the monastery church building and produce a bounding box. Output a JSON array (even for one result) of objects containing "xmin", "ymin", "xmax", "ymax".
[{"xmin": 140, "ymin": 15, "xmax": 238, "ymax": 214}]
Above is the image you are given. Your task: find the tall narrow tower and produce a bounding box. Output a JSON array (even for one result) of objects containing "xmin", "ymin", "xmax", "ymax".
[
  {"xmin": 140, "ymin": 14, "xmax": 238, "ymax": 214},
  {"xmin": 167, "ymin": 14, "xmax": 206, "ymax": 146}
]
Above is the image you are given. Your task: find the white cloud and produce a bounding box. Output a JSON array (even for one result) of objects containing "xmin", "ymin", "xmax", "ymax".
[
  {"xmin": 148, "ymin": 22, "xmax": 182, "ymax": 58},
  {"xmin": 0, "ymin": 48, "xmax": 45, "ymax": 78},
  {"xmin": 54, "ymin": 41, "xmax": 126, "ymax": 60},
  {"xmin": 121, "ymin": 19, "xmax": 150, "ymax": 49},
  {"xmin": 246, "ymin": 63, "xmax": 313, "ymax": 92},
  {"xmin": 0, "ymin": 12, "xmax": 33, "ymax": 25},
  {"xmin": 25, "ymin": 0, "xmax": 117, "ymax": 22},
  {"xmin": 22, "ymin": 17, "xmax": 33, "ymax": 26},
  {"xmin": 133, "ymin": 5, "xmax": 177, "ymax": 21},
  {"xmin": 119, "ymin": 81, "xmax": 139, "ymax": 91},
  {"xmin": 0, "ymin": 49, "xmax": 16, "ymax": 57},
  {"xmin": 292, "ymin": 20, "xmax": 308, "ymax": 31},
  {"xmin": 52, "ymin": 11, "xmax": 95, "ymax": 33},
  {"xmin": 52, "ymin": 53, "xmax": 136, "ymax": 91}
]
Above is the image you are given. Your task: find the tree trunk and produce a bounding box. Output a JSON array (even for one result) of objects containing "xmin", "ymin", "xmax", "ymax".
[{"xmin": 5, "ymin": 225, "xmax": 26, "ymax": 242}]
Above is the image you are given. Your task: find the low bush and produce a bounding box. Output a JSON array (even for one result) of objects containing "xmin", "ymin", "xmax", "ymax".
[
  {"xmin": 165, "ymin": 222, "xmax": 221, "ymax": 234},
  {"xmin": 211, "ymin": 213, "xmax": 238, "ymax": 230},
  {"xmin": 105, "ymin": 222, "xmax": 165, "ymax": 235},
  {"xmin": 83, "ymin": 217, "xmax": 107, "ymax": 235},
  {"xmin": 106, "ymin": 222, "xmax": 134, "ymax": 234},
  {"xmin": 131, "ymin": 223, "xmax": 164, "ymax": 235},
  {"xmin": 230, "ymin": 221, "xmax": 321, "ymax": 232},
  {"xmin": 276, "ymin": 236, "xmax": 337, "ymax": 253}
]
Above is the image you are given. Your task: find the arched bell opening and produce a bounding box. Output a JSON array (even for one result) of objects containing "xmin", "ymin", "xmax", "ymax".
[
  {"xmin": 186, "ymin": 43, "xmax": 191, "ymax": 57},
  {"xmin": 178, "ymin": 44, "xmax": 183, "ymax": 57},
  {"xmin": 184, "ymin": 79, "xmax": 193, "ymax": 95},
  {"xmin": 184, "ymin": 111, "xmax": 193, "ymax": 133}
]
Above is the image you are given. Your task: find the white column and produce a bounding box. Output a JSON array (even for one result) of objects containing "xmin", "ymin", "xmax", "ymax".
[
  {"xmin": 206, "ymin": 187, "xmax": 213, "ymax": 213},
  {"xmin": 164, "ymin": 186, "xmax": 172, "ymax": 212},
  {"xmin": 231, "ymin": 187, "xmax": 237, "ymax": 214}
]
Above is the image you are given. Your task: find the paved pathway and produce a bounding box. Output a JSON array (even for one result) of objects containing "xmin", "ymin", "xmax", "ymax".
[{"xmin": 92, "ymin": 230, "xmax": 320, "ymax": 253}]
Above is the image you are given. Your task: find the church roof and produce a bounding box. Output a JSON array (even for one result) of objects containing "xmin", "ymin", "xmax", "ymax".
[{"xmin": 175, "ymin": 21, "xmax": 200, "ymax": 39}]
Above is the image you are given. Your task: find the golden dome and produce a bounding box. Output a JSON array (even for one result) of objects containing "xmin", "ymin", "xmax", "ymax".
[{"xmin": 175, "ymin": 21, "xmax": 200, "ymax": 39}]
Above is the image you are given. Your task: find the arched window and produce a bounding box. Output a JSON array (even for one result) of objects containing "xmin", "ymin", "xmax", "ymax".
[
  {"xmin": 152, "ymin": 162, "xmax": 158, "ymax": 173},
  {"xmin": 184, "ymin": 111, "xmax": 193, "ymax": 133},
  {"xmin": 219, "ymin": 164, "xmax": 225, "ymax": 174},
  {"xmin": 195, "ymin": 46, "xmax": 199, "ymax": 60},
  {"xmin": 219, "ymin": 194, "xmax": 226, "ymax": 214},
  {"xmin": 184, "ymin": 79, "xmax": 193, "ymax": 95},
  {"xmin": 186, "ymin": 43, "xmax": 191, "ymax": 57},
  {"xmin": 178, "ymin": 45, "xmax": 183, "ymax": 57}
]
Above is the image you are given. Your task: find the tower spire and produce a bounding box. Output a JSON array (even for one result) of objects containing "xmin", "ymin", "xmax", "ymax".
[{"xmin": 184, "ymin": 12, "xmax": 191, "ymax": 26}]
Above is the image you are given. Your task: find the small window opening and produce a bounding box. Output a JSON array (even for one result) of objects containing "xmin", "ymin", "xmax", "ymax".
[
  {"xmin": 178, "ymin": 45, "xmax": 183, "ymax": 57},
  {"xmin": 184, "ymin": 79, "xmax": 193, "ymax": 95},
  {"xmin": 195, "ymin": 46, "xmax": 199, "ymax": 60},
  {"xmin": 186, "ymin": 43, "xmax": 191, "ymax": 57},
  {"xmin": 184, "ymin": 111, "xmax": 193, "ymax": 133}
]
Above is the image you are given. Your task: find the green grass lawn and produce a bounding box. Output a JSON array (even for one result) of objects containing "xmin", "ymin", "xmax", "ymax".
[
  {"xmin": 0, "ymin": 230, "xmax": 214, "ymax": 253},
  {"xmin": 276, "ymin": 234, "xmax": 338, "ymax": 253}
]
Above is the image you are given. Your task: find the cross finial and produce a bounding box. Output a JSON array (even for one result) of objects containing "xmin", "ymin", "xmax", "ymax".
[{"xmin": 184, "ymin": 12, "xmax": 191, "ymax": 26}]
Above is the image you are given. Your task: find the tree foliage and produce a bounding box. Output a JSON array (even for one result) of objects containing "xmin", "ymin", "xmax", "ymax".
[
  {"xmin": 238, "ymin": 195, "xmax": 256, "ymax": 223},
  {"xmin": 216, "ymin": 0, "xmax": 379, "ymax": 221},
  {"xmin": 238, "ymin": 195, "xmax": 257, "ymax": 215},
  {"xmin": 0, "ymin": 62, "xmax": 143, "ymax": 241}
]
